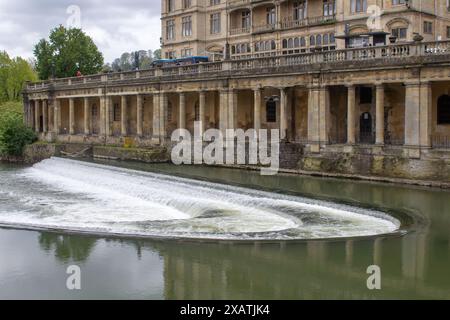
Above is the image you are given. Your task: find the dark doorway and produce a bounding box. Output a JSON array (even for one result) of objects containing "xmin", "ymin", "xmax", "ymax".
[
  {"xmin": 39, "ymin": 115, "xmax": 44, "ymax": 133},
  {"xmin": 360, "ymin": 112, "xmax": 374, "ymax": 144},
  {"xmin": 437, "ymin": 95, "xmax": 450, "ymax": 125}
]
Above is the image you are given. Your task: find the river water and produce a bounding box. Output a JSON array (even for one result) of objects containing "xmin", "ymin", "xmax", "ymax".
[{"xmin": 0, "ymin": 158, "xmax": 449, "ymax": 299}]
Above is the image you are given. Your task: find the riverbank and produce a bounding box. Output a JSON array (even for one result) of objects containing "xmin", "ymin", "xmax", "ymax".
[{"xmin": 5, "ymin": 142, "xmax": 450, "ymax": 189}]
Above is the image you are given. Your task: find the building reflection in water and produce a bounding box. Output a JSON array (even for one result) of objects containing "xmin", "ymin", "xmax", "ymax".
[{"xmin": 38, "ymin": 232, "xmax": 97, "ymax": 263}]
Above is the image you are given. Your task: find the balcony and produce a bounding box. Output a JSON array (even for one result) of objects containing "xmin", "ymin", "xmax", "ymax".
[
  {"xmin": 230, "ymin": 26, "xmax": 251, "ymax": 36},
  {"xmin": 25, "ymin": 41, "xmax": 450, "ymax": 91},
  {"xmin": 281, "ymin": 14, "xmax": 336, "ymax": 30}
]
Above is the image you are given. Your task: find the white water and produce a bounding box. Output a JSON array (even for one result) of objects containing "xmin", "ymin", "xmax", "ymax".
[{"xmin": 0, "ymin": 158, "xmax": 400, "ymax": 240}]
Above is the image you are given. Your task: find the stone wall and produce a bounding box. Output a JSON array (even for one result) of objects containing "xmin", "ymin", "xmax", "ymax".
[{"xmin": 93, "ymin": 145, "xmax": 169, "ymax": 163}]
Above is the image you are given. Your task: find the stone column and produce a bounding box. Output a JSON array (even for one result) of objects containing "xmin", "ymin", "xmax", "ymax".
[
  {"xmin": 152, "ymin": 93, "xmax": 161, "ymax": 141},
  {"xmin": 84, "ymin": 97, "xmax": 90, "ymax": 135},
  {"xmin": 121, "ymin": 95, "xmax": 127, "ymax": 136},
  {"xmin": 404, "ymin": 82, "xmax": 421, "ymax": 147},
  {"xmin": 105, "ymin": 96, "xmax": 112, "ymax": 136},
  {"xmin": 228, "ymin": 89, "xmax": 238, "ymax": 130},
  {"xmin": 253, "ymin": 88, "xmax": 262, "ymax": 131},
  {"xmin": 179, "ymin": 92, "xmax": 186, "ymax": 129},
  {"xmin": 136, "ymin": 94, "xmax": 143, "ymax": 137},
  {"xmin": 219, "ymin": 90, "xmax": 229, "ymax": 134},
  {"xmin": 419, "ymin": 82, "xmax": 432, "ymax": 148},
  {"xmin": 42, "ymin": 100, "xmax": 48, "ymax": 133},
  {"xmin": 69, "ymin": 98, "xmax": 75, "ymax": 135},
  {"xmin": 159, "ymin": 92, "xmax": 168, "ymax": 139},
  {"xmin": 375, "ymin": 84, "xmax": 385, "ymax": 145},
  {"xmin": 319, "ymin": 86, "xmax": 330, "ymax": 145},
  {"xmin": 35, "ymin": 100, "xmax": 40, "ymax": 133},
  {"xmin": 280, "ymin": 87, "xmax": 288, "ymax": 140},
  {"xmin": 347, "ymin": 85, "xmax": 356, "ymax": 145},
  {"xmin": 307, "ymin": 86, "xmax": 321, "ymax": 151},
  {"xmin": 199, "ymin": 91, "xmax": 206, "ymax": 135},
  {"xmin": 54, "ymin": 99, "xmax": 60, "ymax": 135}
]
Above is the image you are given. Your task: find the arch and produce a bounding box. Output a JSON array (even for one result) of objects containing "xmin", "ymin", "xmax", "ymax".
[
  {"xmin": 438, "ymin": 95, "xmax": 450, "ymax": 125},
  {"xmin": 348, "ymin": 24, "xmax": 369, "ymax": 35},
  {"xmin": 386, "ymin": 17, "xmax": 410, "ymax": 30},
  {"xmin": 282, "ymin": 39, "xmax": 288, "ymax": 49}
]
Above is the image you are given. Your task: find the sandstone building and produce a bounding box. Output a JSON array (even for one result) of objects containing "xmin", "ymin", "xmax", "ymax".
[{"xmin": 23, "ymin": 0, "xmax": 450, "ymax": 181}]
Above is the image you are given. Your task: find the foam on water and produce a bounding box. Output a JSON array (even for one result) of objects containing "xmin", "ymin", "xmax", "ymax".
[{"xmin": 0, "ymin": 158, "xmax": 400, "ymax": 240}]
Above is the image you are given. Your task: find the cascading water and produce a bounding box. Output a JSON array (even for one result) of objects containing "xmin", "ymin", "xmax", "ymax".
[{"xmin": 0, "ymin": 158, "xmax": 400, "ymax": 240}]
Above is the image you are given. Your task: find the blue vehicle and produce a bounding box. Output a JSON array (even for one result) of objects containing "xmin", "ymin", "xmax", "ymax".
[{"xmin": 152, "ymin": 56, "xmax": 209, "ymax": 68}]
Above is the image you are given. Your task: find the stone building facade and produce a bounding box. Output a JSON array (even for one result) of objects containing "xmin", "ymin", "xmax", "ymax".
[{"xmin": 22, "ymin": 0, "xmax": 450, "ymax": 181}]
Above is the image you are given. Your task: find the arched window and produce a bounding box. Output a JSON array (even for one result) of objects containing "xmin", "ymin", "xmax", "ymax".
[
  {"xmin": 300, "ymin": 37, "xmax": 306, "ymax": 47},
  {"xmin": 323, "ymin": 34, "xmax": 329, "ymax": 45},
  {"xmin": 294, "ymin": 37, "xmax": 300, "ymax": 48},
  {"xmin": 330, "ymin": 33, "xmax": 335, "ymax": 44},
  {"xmin": 316, "ymin": 35, "xmax": 322, "ymax": 46},
  {"xmin": 271, "ymin": 40, "xmax": 276, "ymax": 50},
  {"xmin": 282, "ymin": 39, "xmax": 288, "ymax": 49},
  {"xmin": 438, "ymin": 95, "xmax": 450, "ymax": 125},
  {"xmin": 288, "ymin": 38, "xmax": 294, "ymax": 49},
  {"xmin": 255, "ymin": 42, "xmax": 260, "ymax": 52},
  {"xmin": 310, "ymin": 35, "xmax": 315, "ymax": 46},
  {"xmin": 266, "ymin": 99, "xmax": 277, "ymax": 123}
]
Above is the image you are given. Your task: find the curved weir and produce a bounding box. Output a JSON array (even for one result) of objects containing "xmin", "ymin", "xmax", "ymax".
[{"xmin": 0, "ymin": 158, "xmax": 401, "ymax": 241}]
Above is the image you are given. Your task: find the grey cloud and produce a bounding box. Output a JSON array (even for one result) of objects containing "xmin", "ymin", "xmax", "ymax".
[{"xmin": 0, "ymin": 0, "xmax": 161, "ymax": 62}]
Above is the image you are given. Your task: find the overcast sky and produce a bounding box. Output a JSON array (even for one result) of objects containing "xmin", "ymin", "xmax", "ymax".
[{"xmin": 0, "ymin": 0, "xmax": 162, "ymax": 63}]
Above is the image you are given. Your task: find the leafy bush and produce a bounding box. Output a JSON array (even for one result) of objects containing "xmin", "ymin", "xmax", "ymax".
[{"xmin": 0, "ymin": 103, "xmax": 37, "ymax": 156}]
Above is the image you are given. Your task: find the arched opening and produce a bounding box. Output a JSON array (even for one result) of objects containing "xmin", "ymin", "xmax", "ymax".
[{"xmin": 437, "ymin": 95, "xmax": 450, "ymax": 125}]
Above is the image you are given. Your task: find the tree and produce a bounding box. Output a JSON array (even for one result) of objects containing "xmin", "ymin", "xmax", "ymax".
[
  {"xmin": 0, "ymin": 51, "xmax": 37, "ymax": 103},
  {"xmin": 34, "ymin": 25, "xmax": 104, "ymax": 79},
  {"xmin": 0, "ymin": 103, "xmax": 37, "ymax": 156},
  {"xmin": 109, "ymin": 49, "xmax": 161, "ymax": 72}
]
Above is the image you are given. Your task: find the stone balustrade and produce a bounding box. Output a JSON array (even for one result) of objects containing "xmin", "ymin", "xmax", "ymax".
[{"xmin": 25, "ymin": 40, "xmax": 450, "ymax": 92}]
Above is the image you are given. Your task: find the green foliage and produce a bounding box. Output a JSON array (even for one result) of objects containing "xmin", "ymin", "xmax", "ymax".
[
  {"xmin": 0, "ymin": 51, "xmax": 37, "ymax": 103},
  {"xmin": 34, "ymin": 25, "xmax": 104, "ymax": 79},
  {"xmin": 0, "ymin": 102, "xmax": 37, "ymax": 156},
  {"xmin": 109, "ymin": 49, "xmax": 161, "ymax": 72}
]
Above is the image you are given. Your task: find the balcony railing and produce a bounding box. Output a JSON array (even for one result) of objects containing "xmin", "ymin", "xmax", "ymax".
[
  {"xmin": 281, "ymin": 15, "xmax": 336, "ymax": 30},
  {"xmin": 229, "ymin": 26, "xmax": 251, "ymax": 35},
  {"xmin": 25, "ymin": 40, "xmax": 450, "ymax": 91}
]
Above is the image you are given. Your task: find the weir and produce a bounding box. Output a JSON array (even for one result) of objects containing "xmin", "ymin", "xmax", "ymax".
[{"xmin": 0, "ymin": 157, "xmax": 400, "ymax": 241}]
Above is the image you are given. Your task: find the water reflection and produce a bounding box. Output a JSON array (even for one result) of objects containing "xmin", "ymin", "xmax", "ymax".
[{"xmin": 38, "ymin": 233, "xmax": 97, "ymax": 263}]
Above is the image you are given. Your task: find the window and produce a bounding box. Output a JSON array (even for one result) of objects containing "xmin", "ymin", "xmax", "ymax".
[
  {"xmin": 165, "ymin": 51, "xmax": 176, "ymax": 59},
  {"xmin": 351, "ymin": 0, "xmax": 367, "ymax": 13},
  {"xmin": 392, "ymin": 0, "xmax": 406, "ymax": 5},
  {"xmin": 167, "ymin": 102, "xmax": 173, "ymax": 122},
  {"xmin": 181, "ymin": 48, "xmax": 192, "ymax": 57},
  {"xmin": 294, "ymin": 1, "xmax": 306, "ymax": 21},
  {"xmin": 183, "ymin": 0, "xmax": 191, "ymax": 9},
  {"xmin": 359, "ymin": 87, "xmax": 373, "ymax": 104},
  {"xmin": 242, "ymin": 11, "xmax": 251, "ymax": 29},
  {"xmin": 166, "ymin": 20, "xmax": 175, "ymax": 40},
  {"xmin": 266, "ymin": 99, "xmax": 277, "ymax": 123},
  {"xmin": 210, "ymin": 13, "xmax": 221, "ymax": 34},
  {"xmin": 323, "ymin": 0, "xmax": 336, "ymax": 16},
  {"xmin": 424, "ymin": 21, "xmax": 433, "ymax": 34},
  {"xmin": 210, "ymin": 0, "xmax": 220, "ymax": 5},
  {"xmin": 447, "ymin": 26, "xmax": 450, "ymax": 39},
  {"xmin": 267, "ymin": 7, "xmax": 276, "ymax": 25},
  {"xmin": 182, "ymin": 16, "xmax": 192, "ymax": 37},
  {"xmin": 113, "ymin": 103, "xmax": 120, "ymax": 122},
  {"xmin": 194, "ymin": 102, "xmax": 200, "ymax": 121},
  {"xmin": 167, "ymin": 0, "xmax": 175, "ymax": 12},
  {"xmin": 437, "ymin": 95, "xmax": 450, "ymax": 125},
  {"xmin": 392, "ymin": 27, "xmax": 407, "ymax": 39}
]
